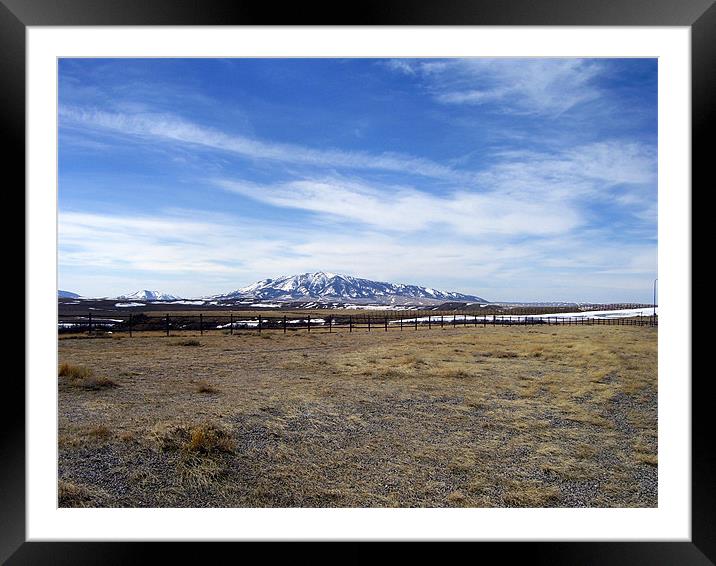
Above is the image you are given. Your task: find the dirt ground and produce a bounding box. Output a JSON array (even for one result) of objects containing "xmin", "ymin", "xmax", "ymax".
[{"xmin": 57, "ymin": 324, "xmax": 657, "ymax": 508}]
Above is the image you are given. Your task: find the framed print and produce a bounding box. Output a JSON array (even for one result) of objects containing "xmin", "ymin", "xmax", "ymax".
[{"xmin": 6, "ymin": 0, "xmax": 709, "ymax": 562}]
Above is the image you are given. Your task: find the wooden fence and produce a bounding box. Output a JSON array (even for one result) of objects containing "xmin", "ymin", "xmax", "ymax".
[{"xmin": 58, "ymin": 311, "xmax": 658, "ymax": 336}]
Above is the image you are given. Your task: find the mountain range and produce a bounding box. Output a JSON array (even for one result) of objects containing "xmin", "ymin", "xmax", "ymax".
[
  {"xmin": 115, "ymin": 290, "xmax": 182, "ymax": 301},
  {"xmin": 213, "ymin": 272, "xmax": 487, "ymax": 304},
  {"xmin": 59, "ymin": 272, "xmax": 487, "ymax": 304}
]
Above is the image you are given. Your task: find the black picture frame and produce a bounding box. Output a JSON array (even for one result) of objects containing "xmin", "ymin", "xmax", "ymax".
[{"xmin": 6, "ymin": 0, "xmax": 707, "ymax": 562}]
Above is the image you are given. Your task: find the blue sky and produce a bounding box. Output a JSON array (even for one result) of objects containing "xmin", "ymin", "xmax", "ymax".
[{"xmin": 58, "ymin": 58, "xmax": 657, "ymax": 302}]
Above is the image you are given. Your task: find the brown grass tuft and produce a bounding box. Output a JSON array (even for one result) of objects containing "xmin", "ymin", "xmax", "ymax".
[
  {"xmin": 174, "ymin": 339, "xmax": 201, "ymax": 347},
  {"xmin": 58, "ymin": 480, "xmax": 106, "ymax": 507},
  {"xmin": 196, "ymin": 381, "xmax": 220, "ymax": 394},
  {"xmin": 636, "ymin": 452, "xmax": 658, "ymax": 466},
  {"xmin": 151, "ymin": 421, "xmax": 235, "ymax": 455},
  {"xmin": 87, "ymin": 424, "xmax": 111, "ymax": 440},
  {"xmin": 186, "ymin": 423, "xmax": 235, "ymax": 454},
  {"xmin": 58, "ymin": 362, "xmax": 92, "ymax": 380},
  {"xmin": 502, "ymin": 483, "xmax": 562, "ymax": 507},
  {"xmin": 59, "ymin": 363, "xmax": 117, "ymax": 390},
  {"xmin": 447, "ymin": 491, "xmax": 467, "ymax": 505}
]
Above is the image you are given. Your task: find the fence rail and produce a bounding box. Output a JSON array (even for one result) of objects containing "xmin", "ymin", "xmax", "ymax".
[{"xmin": 58, "ymin": 311, "xmax": 658, "ymax": 336}]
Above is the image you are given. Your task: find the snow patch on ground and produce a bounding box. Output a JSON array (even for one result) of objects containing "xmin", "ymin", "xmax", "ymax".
[
  {"xmin": 391, "ymin": 307, "xmax": 658, "ymax": 324},
  {"xmin": 216, "ymin": 320, "xmax": 260, "ymax": 328},
  {"xmin": 341, "ymin": 304, "xmax": 417, "ymax": 310}
]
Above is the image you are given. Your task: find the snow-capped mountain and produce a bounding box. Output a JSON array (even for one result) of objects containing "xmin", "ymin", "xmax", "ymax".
[
  {"xmin": 116, "ymin": 290, "xmax": 182, "ymax": 301},
  {"xmin": 214, "ymin": 272, "xmax": 486, "ymax": 304},
  {"xmin": 58, "ymin": 290, "xmax": 81, "ymax": 299}
]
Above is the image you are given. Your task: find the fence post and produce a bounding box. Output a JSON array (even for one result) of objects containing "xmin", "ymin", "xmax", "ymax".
[
  {"xmin": 428, "ymin": 315, "xmax": 432, "ymax": 330},
  {"xmin": 200, "ymin": 313, "xmax": 203, "ymax": 336},
  {"xmin": 88, "ymin": 311, "xmax": 92, "ymax": 334},
  {"xmin": 258, "ymin": 315, "xmax": 262, "ymax": 333},
  {"xmin": 368, "ymin": 316, "xmax": 371, "ymax": 332},
  {"xmin": 283, "ymin": 314, "xmax": 287, "ymax": 333},
  {"xmin": 129, "ymin": 313, "xmax": 133, "ymax": 337},
  {"xmin": 165, "ymin": 313, "xmax": 169, "ymax": 336},
  {"xmin": 400, "ymin": 316, "xmax": 403, "ymax": 331},
  {"xmin": 307, "ymin": 315, "xmax": 311, "ymax": 332},
  {"xmin": 230, "ymin": 312, "xmax": 233, "ymax": 335},
  {"xmin": 414, "ymin": 315, "xmax": 418, "ymax": 330},
  {"xmin": 329, "ymin": 317, "xmax": 333, "ymax": 333},
  {"xmin": 349, "ymin": 315, "xmax": 353, "ymax": 333},
  {"xmin": 384, "ymin": 316, "xmax": 388, "ymax": 332}
]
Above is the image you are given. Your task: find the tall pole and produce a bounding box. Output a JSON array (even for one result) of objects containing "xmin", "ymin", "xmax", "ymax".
[{"xmin": 653, "ymin": 278, "xmax": 658, "ymax": 316}]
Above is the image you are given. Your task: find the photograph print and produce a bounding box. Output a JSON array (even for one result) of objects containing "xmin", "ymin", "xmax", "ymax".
[{"xmin": 57, "ymin": 57, "xmax": 658, "ymax": 508}]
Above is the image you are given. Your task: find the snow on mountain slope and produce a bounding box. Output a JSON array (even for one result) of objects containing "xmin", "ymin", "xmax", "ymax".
[
  {"xmin": 116, "ymin": 290, "xmax": 182, "ymax": 301},
  {"xmin": 214, "ymin": 272, "xmax": 487, "ymax": 303}
]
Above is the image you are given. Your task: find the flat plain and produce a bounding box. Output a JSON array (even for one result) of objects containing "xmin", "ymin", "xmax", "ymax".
[{"xmin": 58, "ymin": 324, "xmax": 657, "ymax": 508}]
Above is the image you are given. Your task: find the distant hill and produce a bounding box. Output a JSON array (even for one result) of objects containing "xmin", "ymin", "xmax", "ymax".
[{"xmin": 58, "ymin": 290, "xmax": 81, "ymax": 299}]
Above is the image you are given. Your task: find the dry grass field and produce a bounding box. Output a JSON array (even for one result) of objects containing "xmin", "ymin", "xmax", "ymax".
[{"xmin": 58, "ymin": 324, "xmax": 657, "ymax": 508}]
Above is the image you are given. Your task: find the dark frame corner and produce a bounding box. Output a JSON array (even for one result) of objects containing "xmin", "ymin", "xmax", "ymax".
[{"xmin": 8, "ymin": 0, "xmax": 709, "ymax": 562}]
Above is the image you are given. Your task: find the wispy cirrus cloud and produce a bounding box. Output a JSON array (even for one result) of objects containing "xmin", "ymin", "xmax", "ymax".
[
  {"xmin": 59, "ymin": 106, "xmax": 473, "ymax": 183},
  {"xmin": 386, "ymin": 58, "xmax": 604, "ymax": 116},
  {"xmin": 475, "ymin": 141, "xmax": 656, "ymax": 201},
  {"xmin": 215, "ymin": 177, "xmax": 582, "ymax": 236},
  {"xmin": 213, "ymin": 137, "xmax": 656, "ymax": 235}
]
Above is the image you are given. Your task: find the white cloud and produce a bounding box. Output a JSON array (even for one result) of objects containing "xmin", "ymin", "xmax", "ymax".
[{"xmin": 59, "ymin": 209, "xmax": 657, "ymax": 302}]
